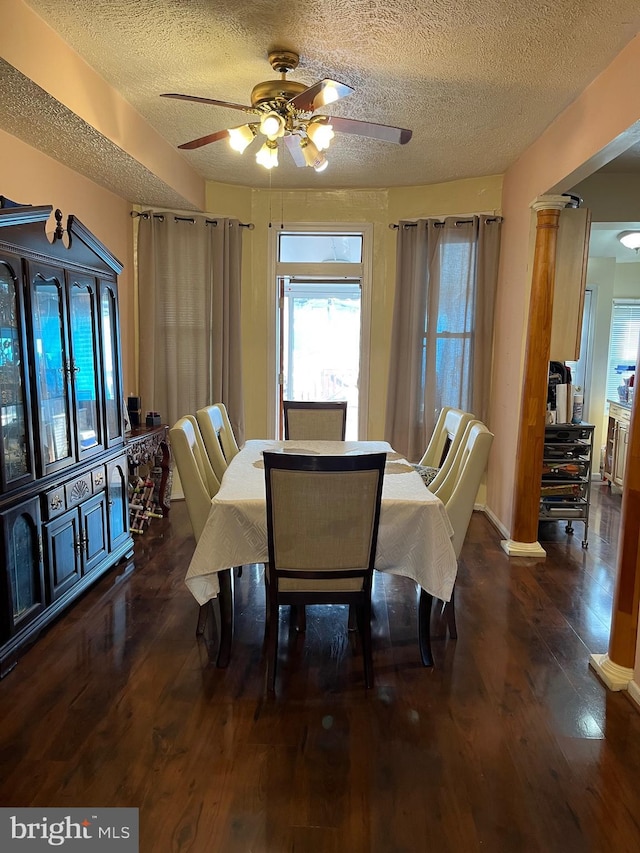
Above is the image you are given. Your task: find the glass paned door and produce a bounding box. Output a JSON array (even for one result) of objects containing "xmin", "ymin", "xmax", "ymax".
[
  {"xmin": 69, "ymin": 279, "xmax": 101, "ymax": 456},
  {"xmin": 279, "ymin": 279, "xmax": 361, "ymax": 439},
  {"xmin": 32, "ymin": 273, "xmax": 73, "ymax": 468},
  {"xmin": 100, "ymin": 284, "xmax": 123, "ymax": 445},
  {"xmin": 0, "ymin": 260, "xmax": 31, "ymax": 486}
]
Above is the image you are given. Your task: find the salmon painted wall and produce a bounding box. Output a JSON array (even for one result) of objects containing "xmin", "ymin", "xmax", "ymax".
[
  {"xmin": 0, "ymin": 128, "xmax": 136, "ymax": 391},
  {"xmin": 489, "ymin": 33, "xmax": 640, "ymax": 536},
  {"xmin": 2, "ymin": 0, "xmax": 204, "ymax": 211}
]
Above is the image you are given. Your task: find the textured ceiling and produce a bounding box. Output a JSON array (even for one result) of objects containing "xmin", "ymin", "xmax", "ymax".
[{"xmin": 11, "ymin": 0, "xmax": 640, "ymax": 194}]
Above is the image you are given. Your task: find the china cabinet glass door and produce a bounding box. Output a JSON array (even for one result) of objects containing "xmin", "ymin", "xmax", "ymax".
[
  {"xmin": 100, "ymin": 283, "xmax": 123, "ymax": 445},
  {"xmin": 69, "ymin": 277, "xmax": 102, "ymax": 458},
  {"xmin": 0, "ymin": 258, "xmax": 32, "ymax": 489},
  {"xmin": 31, "ymin": 270, "xmax": 73, "ymax": 472}
]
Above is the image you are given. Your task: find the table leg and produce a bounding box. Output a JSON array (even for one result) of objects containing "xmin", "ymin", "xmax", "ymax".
[{"xmin": 418, "ymin": 589, "xmax": 434, "ymax": 667}]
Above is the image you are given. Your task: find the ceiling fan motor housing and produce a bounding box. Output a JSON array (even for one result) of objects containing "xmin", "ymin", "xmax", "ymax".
[
  {"xmin": 250, "ymin": 79, "xmax": 307, "ymax": 108},
  {"xmin": 251, "ymin": 50, "xmax": 306, "ymax": 109}
]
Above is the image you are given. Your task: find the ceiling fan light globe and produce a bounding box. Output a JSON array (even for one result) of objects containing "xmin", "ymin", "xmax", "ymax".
[
  {"xmin": 228, "ymin": 124, "xmax": 256, "ymax": 153},
  {"xmin": 260, "ymin": 112, "xmax": 285, "ymax": 139},
  {"xmin": 322, "ymin": 84, "xmax": 340, "ymax": 105},
  {"xmin": 307, "ymin": 120, "xmax": 334, "ymax": 151},
  {"xmin": 314, "ymin": 155, "xmax": 329, "ymax": 172},
  {"xmin": 256, "ymin": 139, "xmax": 279, "ymax": 169},
  {"xmin": 301, "ymin": 137, "xmax": 323, "ymax": 168}
]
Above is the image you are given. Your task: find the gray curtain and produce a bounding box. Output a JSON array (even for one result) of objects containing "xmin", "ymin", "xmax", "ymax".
[
  {"xmin": 385, "ymin": 215, "xmax": 501, "ymax": 461},
  {"xmin": 137, "ymin": 212, "xmax": 244, "ymax": 442}
]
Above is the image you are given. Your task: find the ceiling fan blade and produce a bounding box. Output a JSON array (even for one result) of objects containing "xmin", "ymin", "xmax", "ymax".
[
  {"xmin": 178, "ymin": 129, "xmax": 230, "ymax": 150},
  {"xmin": 328, "ymin": 116, "xmax": 412, "ymax": 145},
  {"xmin": 288, "ymin": 79, "xmax": 354, "ymax": 113},
  {"xmin": 161, "ymin": 93, "xmax": 251, "ymax": 112},
  {"xmin": 283, "ymin": 135, "xmax": 307, "ymax": 167}
]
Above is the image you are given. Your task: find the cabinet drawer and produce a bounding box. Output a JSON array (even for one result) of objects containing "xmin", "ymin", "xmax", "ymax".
[
  {"xmin": 545, "ymin": 426, "xmax": 592, "ymax": 443},
  {"xmin": 44, "ymin": 486, "xmax": 66, "ymax": 519},
  {"xmin": 92, "ymin": 465, "xmax": 107, "ymax": 491},
  {"xmin": 541, "ymin": 460, "xmax": 588, "ymax": 479},
  {"xmin": 540, "ymin": 482, "xmax": 587, "ymax": 499},
  {"xmin": 543, "ymin": 444, "xmax": 589, "ymax": 460},
  {"xmin": 540, "ymin": 504, "xmax": 587, "ymax": 520},
  {"xmin": 46, "ymin": 477, "xmax": 94, "ymax": 519},
  {"xmin": 65, "ymin": 473, "xmax": 93, "ymax": 511}
]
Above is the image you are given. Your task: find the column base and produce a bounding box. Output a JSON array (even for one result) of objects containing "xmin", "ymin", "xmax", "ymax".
[
  {"xmin": 500, "ymin": 539, "xmax": 547, "ymax": 558},
  {"xmin": 589, "ymin": 653, "xmax": 633, "ymax": 691}
]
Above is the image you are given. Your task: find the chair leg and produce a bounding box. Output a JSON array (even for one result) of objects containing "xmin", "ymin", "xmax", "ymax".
[
  {"xmin": 444, "ymin": 588, "xmax": 457, "ymax": 639},
  {"xmin": 266, "ymin": 597, "xmax": 279, "ymax": 694},
  {"xmin": 195, "ymin": 603, "xmax": 209, "ymax": 636},
  {"xmin": 418, "ymin": 589, "xmax": 434, "ymax": 667},
  {"xmin": 292, "ymin": 605, "xmax": 306, "ymax": 632},
  {"xmin": 358, "ymin": 602, "xmax": 374, "ymax": 689}
]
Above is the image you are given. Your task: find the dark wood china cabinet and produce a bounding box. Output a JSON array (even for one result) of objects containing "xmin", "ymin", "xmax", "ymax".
[{"xmin": 0, "ymin": 199, "xmax": 133, "ymax": 675}]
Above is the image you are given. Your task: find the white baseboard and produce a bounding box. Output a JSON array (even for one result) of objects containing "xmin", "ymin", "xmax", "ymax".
[
  {"xmin": 483, "ymin": 505, "xmax": 510, "ymax": 539},
  {"xmin": 628, "ymin": 678, "xmax": 640, "ymax": 708}
]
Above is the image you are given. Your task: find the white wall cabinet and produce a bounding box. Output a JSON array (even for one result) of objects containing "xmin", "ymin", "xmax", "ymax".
[{"xmin": 550, "ymin": 207, "xmax": 592, "ymax": 362}]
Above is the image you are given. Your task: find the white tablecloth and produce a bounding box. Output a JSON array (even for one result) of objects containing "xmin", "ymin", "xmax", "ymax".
[{"xmin": 185, "ymin": 440, "xmax": 458, "ymax": 604}]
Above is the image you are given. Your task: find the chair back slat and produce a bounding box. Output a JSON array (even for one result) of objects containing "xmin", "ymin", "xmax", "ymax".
[
  {"xmin": 196, "ymin": 406, "xmax": 228, "ymax": 482},
  {"xmin": 420, "ymin": 407, "xmax": 474, "ymax": 468},
  {"xmin": 283, "ymin": 401, "xmax": 348, "ymax": 441},
  {"xmin": 212, "ymin": 403, "xmax": 240, "ymax": 462}
]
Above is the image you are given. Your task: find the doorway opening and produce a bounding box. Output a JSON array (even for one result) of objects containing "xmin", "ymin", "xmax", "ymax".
[
  {"xmin": 279, "ymin": 277, "xmax": 361, "ymax": 438},
  {"xmin": 270, "ymin": 226, "xmax": 372, "ymax": 439}
]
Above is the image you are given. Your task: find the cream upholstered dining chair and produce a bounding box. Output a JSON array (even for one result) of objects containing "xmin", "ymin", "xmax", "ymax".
[
  {"xmin": 169, "ymin": 416, "xmax": 222, "ymax": 639},
  {"xmin": 429, "ymin": 420, "xmax": 494, "ymax": 639},
  {"xmin": 283, "ymin": 400, "xmax": 348, "ymax": 441},
  {"xmin": 414, "ymin": 407, "xmax": 475, "ymax": 489},
  {"xmin": 196, "ymin": 405, "xmax": 229, "ymax": 483},
  {"xmin": 263, "ymin": 451, "xmax": 386, "ymax": 693},
  {"xmin": 212, "ymin": 402, "xmax": 240, "ymax": 463}
]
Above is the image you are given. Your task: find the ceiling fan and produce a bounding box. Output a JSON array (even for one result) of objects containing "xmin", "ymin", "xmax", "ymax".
[{"xmin": 161, "ymin": 49, "xmax": 412, "ymax": 172}]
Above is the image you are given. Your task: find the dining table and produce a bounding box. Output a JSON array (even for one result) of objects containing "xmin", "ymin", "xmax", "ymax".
[{"xmin": 185, "ymin": 439, "xmax": 458, "ymax": 667}]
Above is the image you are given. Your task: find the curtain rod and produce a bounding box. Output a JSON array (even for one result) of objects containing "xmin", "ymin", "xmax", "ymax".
[
  {"xmin": 130, "ymin": 211, "xmax": 254, "ymax": 229},
  {"xmin": 389, "ymin": 216, "xmax": 503, "ymax": 229}
]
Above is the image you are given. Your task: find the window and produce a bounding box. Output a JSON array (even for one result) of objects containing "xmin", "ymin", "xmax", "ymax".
[
  {"xmin": 605, "ymin": 300, "xmax": 640, "ymax": 403},
  {"xmin": 278, "ymin": 233, "xmax": 362, "ymax": 263}
]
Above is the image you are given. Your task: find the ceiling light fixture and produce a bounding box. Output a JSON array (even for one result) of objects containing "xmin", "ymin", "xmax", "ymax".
[
  {"xmin": 164, "ymin": 50, "xmax": 412, "ymax": 169},
  {"xmin": 259, "ymin": 111, "xmax": 286, "ymax": 140},
  {"xmin": 230, "ymin": 106, "xmax": 334, "ymax": 172},
  {"xmin": 255, "ymin": 138, "xmax": 279, "ymax": 170},
  {"xmin": 618, "ymin": 230, "xmax": 640, "ymax": 251},
  {"xmin": 307, "ymin": 117, "xmax": 335, "ymax": 151},
  {"xmin": 228, "ymin": 123, "xmax": 257, "ymax": 153}
]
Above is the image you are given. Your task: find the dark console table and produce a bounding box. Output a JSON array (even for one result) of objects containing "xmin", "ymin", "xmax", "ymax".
[{"xmin": 125, "ymin": 425, "xmax": 172, "ymax": 517}]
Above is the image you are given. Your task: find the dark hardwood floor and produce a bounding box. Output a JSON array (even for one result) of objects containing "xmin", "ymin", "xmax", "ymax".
[{"xmin": 1, "ymin": 482, "xmax": 639, "ymax": 852}]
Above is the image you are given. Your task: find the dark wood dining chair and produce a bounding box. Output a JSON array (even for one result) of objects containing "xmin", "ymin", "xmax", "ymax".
[
  {"xmin": 263, "ymin": 451, "xmax": 386, "ymax": 693},
  {"xmin": 283, "ymin": 400, "xmax": 347, "ymax": 440}
]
